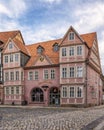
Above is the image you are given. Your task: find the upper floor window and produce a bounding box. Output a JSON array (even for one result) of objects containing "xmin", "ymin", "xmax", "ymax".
[
  {"xmin": 53, "ymin": 43, "xmax": 59, "ymax": 52},
  {"xmin": 62, "ymin": 48, "xmax": 66, "ymax": 56},
  {"xmin": 21, "ymin": 72, "xmax": 24, "ymax": 81},
  {"xmin": 28, "ymin": 72, "xmax": 33, "ymax": 80},
  {"xmin": 77, "ymin": 87, "xmax": 83, "ymax": 97},
  {"xmin": 15, "ymin": 54, "xmax": 19, "ymax": 62},
  {"xmin": 11, "ymin": 87, "xmax": 14, "ymax": 94},
  {"xmin": 9, "ymin": 42, "xmax": 13, "ymax": 49},
  {"xmin": 44, "ymin": 70, "xmax": 49, "ymax": 80},
  {"xmin": 6, "ymin": 87, "xmax": 9, "ymax": 95},
  {"xmin": 69, "ymin": 87, "xmax": 75, "ymax": 97},
  {"xmin": 10, "ymin": 54, "xmax": 13, "ymax": 62},
  {"xmin": 37, "ymin": 46, "xmax": 44, "ymax": 54},
  {"xmin": 62, "ymin": 86, "xmax": 67, "ymax": 97},
  {"xmin": 16, "ymin": 71, "xmax": 19, "ymax": 80},
  {"xmin": 77, "ymin": 66, "xmax": 83, "ymax": 77},
  {"xmin": 69, "ymin": 32, "xmax": 74, "ymax": 40},
  {"xmin": 69, "ymin": 46, "xmax": 74, "ymax": 56},
  {"xmin": 62, "ymin": 68, "xmax": 67, "ymax": 78},
  {"xmin": 51, "ymin": 69, "xmax": 55, "ymax": 79},
  {"xmin": 69, "ymin": 67, "xmax": 74, "ymax": 77},
  {"xmin": 10, "ymin": 72, "xmax": 14, "ymax": 81},
  {"xmin": 34, "ymin": 71, "xmax": 38, "ymax": 80},
  {"xmin": 5, "ymin": 72, "xmax": 9, "ymax": 81},
  {"xmin": 16, "ymin": 86, "xmax": 19, "ymax": 94},
  {"xmin": 5, "ymin": 55, "xmax": 8, "ymax": 63},
  {"xmin": 77, "ymin": 46, "xmax": 82, "ymax": 55}
]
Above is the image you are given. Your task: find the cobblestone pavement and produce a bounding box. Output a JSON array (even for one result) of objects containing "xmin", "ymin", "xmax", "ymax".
[{"xmin": 0, "ymin": 106, "xmax": 104, "ymax": 130}]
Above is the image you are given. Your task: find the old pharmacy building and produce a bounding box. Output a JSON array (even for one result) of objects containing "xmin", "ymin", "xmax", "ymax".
[{"xmin": 0, "ymin": 26, "xmax": 103, "ymax": 107}]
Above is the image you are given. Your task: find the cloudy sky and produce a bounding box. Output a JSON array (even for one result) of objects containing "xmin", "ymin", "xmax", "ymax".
[{"xmin": 0, "ymin": 0, "xmax": 104, "ymax": 68}]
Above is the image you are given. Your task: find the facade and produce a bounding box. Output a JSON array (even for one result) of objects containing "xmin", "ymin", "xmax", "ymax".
[{"xmin": 0, "ymin": 26, "xmax": 103, "ymax": 107}]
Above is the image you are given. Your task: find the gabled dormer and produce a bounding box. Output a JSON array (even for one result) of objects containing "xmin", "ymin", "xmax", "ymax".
[
  {"xmin": 37, "ymin": 45, "xmax": 44, "ymax": 54},
  {"xmin": 53, "ymin": 42, "xmax": 59, "ymax": 52}
]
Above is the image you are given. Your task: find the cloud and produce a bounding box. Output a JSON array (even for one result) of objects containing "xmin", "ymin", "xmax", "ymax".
[
  {"xmin": 39, "ymin": 0, "xmax": 62, "ymax": 4},
  {"xmin": 0, "ymin": 0, "xmax": 27, "ymax": 18}
]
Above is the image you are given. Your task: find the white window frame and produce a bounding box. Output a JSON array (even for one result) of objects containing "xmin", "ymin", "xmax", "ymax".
[
  {"xmin": 4, "ymin": 55, "xmax": 8, "ymax": 63},
  {"xmin": 62, "ymin": 68, "xmax": 67, "ymax": 78},
  {"xmin": 11, "ymin": 87, "xmax": 14, "ymax": 94},
  {"xmin": 69, "ymin": 32, "xmax": 74, "ymax": 40},
  {"xmin": 10, "ymin": 54, "xmax": 13, "ymax": 62},
  {"xmin": 77, "ymin": 46, "xmax": 82, "ymax": 55},
  {"xmin": 51, "ymin": 69, "xmax": 55, "ymax": 79},
  {"xmin": 62, "ymin": 48, "xmax": 66, "ymax": 56},
  {"xmin": 44, "ymin": 69, "xmax": 49, "ymax": 80},
  {"xmin": 9, "ymin": 42, "xmax": 13, "ymax": 49},
  {"xmin": 34, "ymin": 71, "xmax": 38, "ymax": 80},
  {"xmin": 69, "ymin": 46, "xmax": 74, "ymax": 56},
  {"xmin": 5, "ymin": 72, "xmax": 9, "ymax": 81},
  {"xmin": 16, "ymin": 86, "xmax": 19, "ymax": 94},
  {"xmin": 77, "ymin": 66, "xmax": 83, "ymax": 78},
  {"xmin": 6, "ymin": 87, "xmax": 9, "ymax": 95},
  {"xmin": 77, "ymin": 86, "xmax": 83, "ymax": 98},
  {"xmin": 10, "ymin": 72, "xmax": 14, "ymax": 81},
  {"xmin": 69, "ymin": 87, "xmax": 75, "ymax": 98},
  {"xmin": 62, "ymin": 86, "xmax": 67, "ymax": 98},
  {"xmin": 16, "ymin": 71, "xmax": 19, "ymax": 80},
  {"xmin": 15, "ymin": 54, "xmax": 19, "ymax": 62},
  {"xmin": 69, "ymin": 67, "xmax": 75, "ymax": 78},
  {"xmin": 28, "ymin": 71, "xmax": 33, "ymax": 80}
]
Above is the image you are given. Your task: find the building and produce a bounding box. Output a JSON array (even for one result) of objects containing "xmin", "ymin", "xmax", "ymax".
[{"xmin": 0, "ymin": 26, "xmax": 103, "ymax": 107}]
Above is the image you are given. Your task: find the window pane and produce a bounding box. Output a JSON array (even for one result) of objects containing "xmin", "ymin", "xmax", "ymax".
[
  {"xmin": 69, "ymin": 32, "xmax": 74, "ymax": 40},
  {"xmin": 69, "ymin": 46, "xmax": 74, "ymax": 56},
  {"xmin": 10, "ymin": 54, "xmax": 13, "ymax": 62},
  {"xmin": 16, "ymin": 71, "xmax": 19, "ymax": 80},
  {"xmin": 5, "ymin": 56, "xmax": 8, "ymax": 63},
  {"xmin": 16, "ymin": 87, "xmax": 19, "ymax": 94},
  {"xmin": 10, "ymin": 72, "xmax": 14, "ymax": 80},
  {"xmin": 62, "ymin": 68, "xmax": 67, "ymax": 78},
  {"xmin": 5, "ymin": 72, "xmax": 9, "ymax": 81},
  {"xmin": 44, "ymin": 70, "xmax": 48, "ymax": 79},
  {"xmin": 70, "ymin": 87, "xmax": 74, "ymax": 97},
  {"xmin": 34, "ymin": 71, "xmax": 38, "ymax": 80},
  {"xmin": 51, "ymin": 70, "xmax": 55, "ymax": 79},
  {"xmin": 62, "ymin": 87, "xmax": 67, "ymax": 97},
  {"xmin": 69, "ymin": 67, "xmax": 74, "ymax": 77},
  {"xmin": 77, "ymin": 87, "xmax": 82, "ymax": 97},
  {"xmin": 11, "ymin": 87, "xmax": 14, "ymax": 94},
  {"xmin": 29, "ymin": 72, "xmax": 33, "ymax": 80},
  {"xmin": 62, "ymin": 48, "xmax": 66, "ymax": 56},
  {"xmin": 15, "ymin": 54, "xmax": 18, "ymax": 61},
  {"xmin": 77, "ymin": 46, "xmax": 82, "ymax": 55},
  {"xmin": 77, "ymin": 66, "xmax": 83, "ymax": 77}
]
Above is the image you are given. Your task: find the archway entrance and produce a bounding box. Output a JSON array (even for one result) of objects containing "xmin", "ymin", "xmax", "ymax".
[
  {"xmin": 31, "ymin": 88, "xmax": 44, "ymax": 102},
  {"xmin": 49, "ymin": 87, "xmax": 60, "ymax": 105}
]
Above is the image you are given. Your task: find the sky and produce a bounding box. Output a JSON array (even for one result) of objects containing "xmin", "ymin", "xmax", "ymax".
[{"xmin": 0, "ymin": 0, "xmax": 104, "ymax": 70}]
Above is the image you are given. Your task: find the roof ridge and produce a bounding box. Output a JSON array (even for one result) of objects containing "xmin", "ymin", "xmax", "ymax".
[
  {"xmin": 26, "ymin": 38, "xmax": 62, "ymax": 46},
  {"xmin": 0, "ymin": 30, "xmax": 20, "ymax": 33}
]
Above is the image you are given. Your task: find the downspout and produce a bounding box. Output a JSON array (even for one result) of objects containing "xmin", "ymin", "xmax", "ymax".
[{"xmin": 85, "ymin": 59, "xmax": 88, "ymax": 107}]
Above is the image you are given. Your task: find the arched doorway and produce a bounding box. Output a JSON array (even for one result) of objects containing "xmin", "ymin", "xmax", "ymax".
[
  {"xmin": 31, "ymin": 88, "xmax": 44, "ymax": 102},
  {"xmin": 49, "ymin": 87, "xmax": 60, "ymax": 105}
]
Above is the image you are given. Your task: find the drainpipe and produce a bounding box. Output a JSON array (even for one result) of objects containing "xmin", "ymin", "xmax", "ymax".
[{"xmin": 85, "ymin": 59, "xmax": 88, "ymax": 107}]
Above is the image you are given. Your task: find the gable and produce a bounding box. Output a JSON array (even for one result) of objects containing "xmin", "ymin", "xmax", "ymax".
[
  {"xmin": 60, "ymin": 26, "xmax": 84, "ymax": 46},
  {"xmin": 3, "ymin": 39, "xmax": 19, "ymax": 54},
  {"xmin": 33, "ymin": 55, "xmax": 52, "ymax": 66}
]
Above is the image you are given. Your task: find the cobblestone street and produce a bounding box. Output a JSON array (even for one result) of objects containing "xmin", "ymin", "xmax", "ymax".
[{"xmin": 0, "ymin": 106, "xmax": 104, "ymax": 130}]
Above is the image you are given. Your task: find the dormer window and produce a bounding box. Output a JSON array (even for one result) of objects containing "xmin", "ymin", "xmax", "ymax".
[
  {"xmin": 69, "ymin": 32, "xmax": 74, "ymax": 40},
  {"xmin": 9, "ymin": 42, "xmax": 13, "ymax": 49},
  {"xmin": 53, "ymin": 43, "xmax": 59, "ymax": 52},
  {"xmin": 37, "ymin": 45, "xmax": 44, "ymax": 54}
]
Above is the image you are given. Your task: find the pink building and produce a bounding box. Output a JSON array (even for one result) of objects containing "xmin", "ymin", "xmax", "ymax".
[{"xmin": 0, "ymin": 26, "xmax": 103, "ymax": 107}]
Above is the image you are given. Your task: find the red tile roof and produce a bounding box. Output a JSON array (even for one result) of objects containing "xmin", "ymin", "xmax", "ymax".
[
  {"xmin": 0, "ymin": 30, "xmax": 19, "ymax": 43},
  {"xmin": 25, "ymin": 39, "xmax": 61, "ymax": 67}
]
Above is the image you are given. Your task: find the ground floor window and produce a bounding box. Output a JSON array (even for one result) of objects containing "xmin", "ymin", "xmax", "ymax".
[{"xmin": 31, "ymin": 88, "xmax": 44, "ymax": 102}]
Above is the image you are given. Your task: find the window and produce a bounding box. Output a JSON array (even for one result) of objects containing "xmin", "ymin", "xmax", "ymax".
[
  {"xmin": 16, "ymin": 86, "xmax": 19, "ymax": 94},
  {"xmin": 11, "ymin": 87, "xmax": 14, "ymax": 94},
  {"xmin": 53, "ymin": 44, "xmax": 59, "ymax": 51},
  {"xmin": 77, "ymin": 46, "xmax": 82, "ymax": 55},
  {"xmin": 62, "ymin": 48, "xmax": 66, "ymax": 56},
  {"xmin": 77, "ymin": 87, "xmax": 82, "ymax": 97},
  {"xmin": 69, "ymin": 46, "xmax": 74, "ymax": 56},
  {"xmin": 62, "ymin": 68, "xmax": 67, "ymax": 78},
  {"xmin": 69, "ymin": 32, "xmax": 74, "ymax": 40},
  {"xmin": 5, "ymin": 55, "xmax": 8, "ymax": 63},
  {"xmin": 21, "ymin": 72, "xmax": 24, "ymax": 81},
  {"xmin": 69, "ymin": 87, "xmax": 75, "ymax": 97},
  {"xmin": 10, "ymin": 54, "xmax": 13, "ymax": 62},
  {"xmin": 37, "ymin": 46, "xmax": 44, "ymax": 54},
  {"xmin": 16, "ymin": 71, "xmax": 19, "ymax": 80},
  {"xmin": 44, "ymin": 70, "xmax": 49, "ymax": 79},
  {"xmin": 6, "ymin": 87, "xmax": 9, "ymax": 94},
  {"xmin": 77, "ymin": 66, "xmax": 83, "ymax": 77},
  {"xmin": 69, "ymin": 67, "xmax": 74, "ymax": 77},
  {"xmin": 51, "ymin": 69, "xmax": 55, "ymax": 79},
  {"xmin": 62, "ymin": 87, "xmax": 67, "ymax": 97},
  {"xmin": 28, "ymin": 72, "xmax": 33, "ymax": 80},
  {"xmin": 9, "ymin": 42, "xmax": 13, "ymax": 49},
  {"xmin": 10, "ymin": 72, "xmax": 14, "ymax": 81},
  {"xmin": 34, "ymin": 71, "xmax": 38, "ymax": 80},
  {"xmin": 5, "ymin": 72, "xmax": 9, "ymax": 81},
  {"xmin": 15, "ymin": 54, "xmax": 18, "ymax": 61}
]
